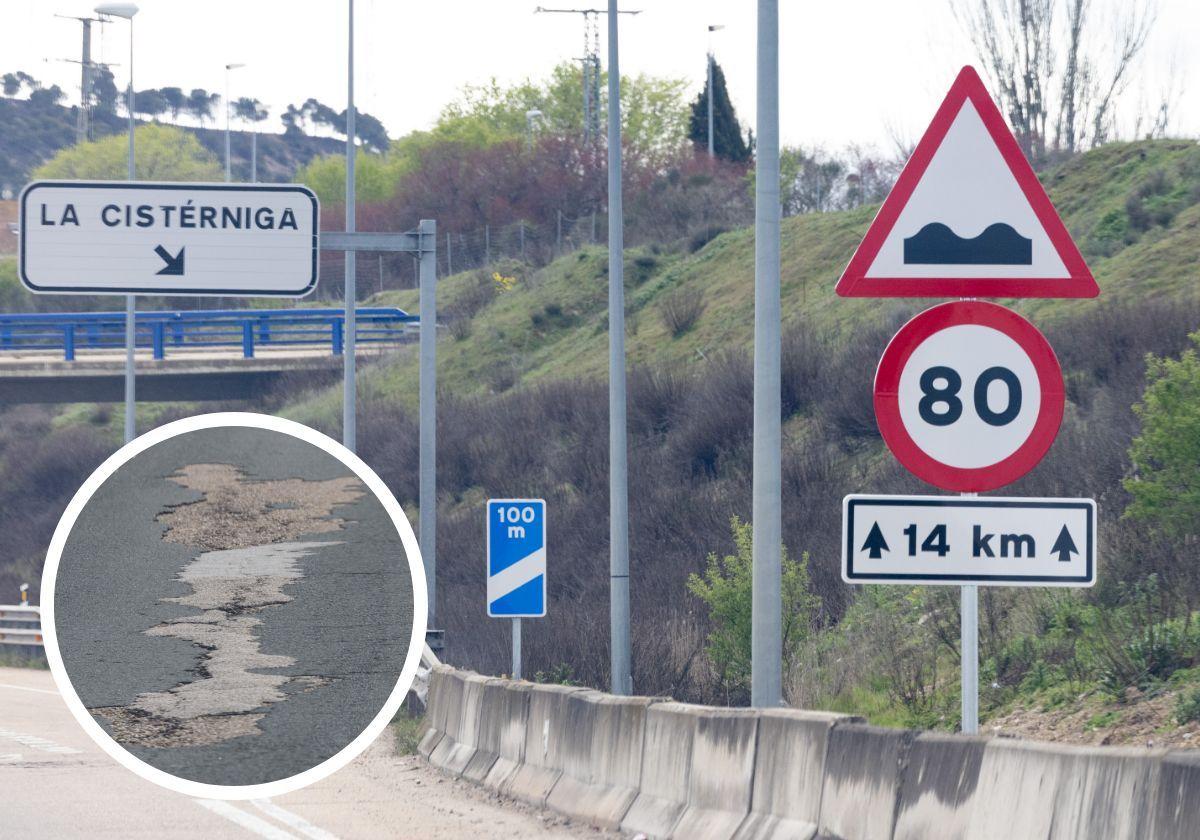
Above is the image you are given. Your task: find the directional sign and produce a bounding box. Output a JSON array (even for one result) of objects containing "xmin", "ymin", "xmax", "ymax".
[
  {"xmin": 836, "ymin": 66, "xmax": 1097, "ymax": 299},
  {"xmin": 487, "ymin": 498, "xmax": 546, "ymax": 618},
  {"xmin": 843, "ymin": 495, "xmax": 1096, "ymax": 586},
  {"xmin": 19, "ymin": 181, "xmax": 318, "ymax": 297},
  {"xmin": 875, "ymin": 300, "xmax": 1063, "ymax": 492}
]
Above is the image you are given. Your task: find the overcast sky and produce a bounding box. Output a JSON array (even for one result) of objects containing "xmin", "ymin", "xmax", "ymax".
[{"xmin": 6, "ymin": 0, "xmax": 1196, "ymax": 153}]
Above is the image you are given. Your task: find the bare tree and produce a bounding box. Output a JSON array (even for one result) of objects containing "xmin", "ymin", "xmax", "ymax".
[{"xmin": 953, "ymin": 0, "xmax": 1159, "ymax": 165}]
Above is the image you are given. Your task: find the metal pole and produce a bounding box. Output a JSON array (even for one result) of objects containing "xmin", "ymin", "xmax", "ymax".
[
  {"xmin": 79, "ymin": 19, "xmax": 92, "ymax": 144},
  {"xmin": 343, "ymin": 0, "xmax": 357, "ymax": 452},
  {"xmin": 123, "ymin": 16, "xmax": 136, "ymax": 445},
  {"xmin": 961, "ymin": 491, "xmax": 979, "ymax": 733},
  {"xmin": 446, "ymin": 231, "xmax": 452, "ymax": 276},
  {"xmin": 607, "ymin": 0, "xmax": 631, "ymax": 697},
  {"xmin": 751, "ymin": 0, "xmax": 782, "ymax": 708},
  {"xmin": 224, "ymin": 66, "xmax": 231, "ymax": 182},
  {"xmin": 418, "ymin": 218, "xmax": 438, "ymax": 629},
  {"xmin": 512, "ymin": 618, "xmax": 522, "ymax": 680},
  {"xmin": 251, "ymin": 131, "xmax": 257, "ymax": 182},
  {"xmin": 707, "ymin": 48, "xmax": 715, "ymax": 157}
]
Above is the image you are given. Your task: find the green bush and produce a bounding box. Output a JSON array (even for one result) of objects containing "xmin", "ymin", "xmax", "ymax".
[
  {"xmin": 687, "ymin": 516, "xmax": 819, "ymax": 703},
  {"xmin": 1175, "ymin": 688, "xmax": 1200, "ymax": 725}
]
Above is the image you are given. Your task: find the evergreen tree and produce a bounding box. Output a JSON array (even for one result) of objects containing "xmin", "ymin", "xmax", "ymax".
[{"xmin": 688, "ymin": 59, "xmax": 750, "ymax": 163}]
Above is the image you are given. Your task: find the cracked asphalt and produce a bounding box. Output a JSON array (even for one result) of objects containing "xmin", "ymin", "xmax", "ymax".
[{"xmin": 52, "ymin": 426, "xmax": 415, "ymax": 787}]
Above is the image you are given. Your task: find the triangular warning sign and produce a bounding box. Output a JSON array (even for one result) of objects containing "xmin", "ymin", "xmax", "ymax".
[{"xmin": 837, "ymin": 66, "xmax": 1098, "ymax": 299}]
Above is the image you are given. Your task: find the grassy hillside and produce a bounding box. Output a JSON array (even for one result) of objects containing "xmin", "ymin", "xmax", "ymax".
[{"xmin": 285, "ymin": 138, "xmax": 1200, "ymax": 425}]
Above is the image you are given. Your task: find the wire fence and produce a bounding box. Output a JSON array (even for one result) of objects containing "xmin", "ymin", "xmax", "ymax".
[{"xmin": 313, "ymin": 212, "xmax": 609, "ymax": 303}]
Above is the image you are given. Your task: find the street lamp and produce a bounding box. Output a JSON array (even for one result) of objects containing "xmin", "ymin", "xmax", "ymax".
[
  {"xmin": 95, "ymin": 2, "xmax": 138, "ymax": 445},
  {"xmin": 707, "ymin": 24, "xmax": 725, "ymax": 158},
  {"xmin": 225, "ymin": 62, "xmax": 246, "ymax": 182}
]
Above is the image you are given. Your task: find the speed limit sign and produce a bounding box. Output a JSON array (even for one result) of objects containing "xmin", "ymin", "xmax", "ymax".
[{"xmin": 874, "ymin": 301, "xmax": 1064, "ymax": 491}]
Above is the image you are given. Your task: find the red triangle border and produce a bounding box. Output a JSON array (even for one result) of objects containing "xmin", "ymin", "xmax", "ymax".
[{"xmin": 835, "ymin": 66, "xmax": 1098, "ymax": 299}]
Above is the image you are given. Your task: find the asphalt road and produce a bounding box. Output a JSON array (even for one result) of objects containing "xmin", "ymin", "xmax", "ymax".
[
  {"xmin": 52, "ymin": 427, "xmax": 415, "ymax": 787},
  {"xmin": 0, "ymin": 667, "xmax": 609, "ymax": 839}
]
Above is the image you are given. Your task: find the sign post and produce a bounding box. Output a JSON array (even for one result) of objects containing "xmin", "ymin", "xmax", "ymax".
[
  {"xmin": 486, "ymin": 499, "xmax": 547, "ymax": 680},
  {"xmin": 837, "ymin": 65, "xmax": 1098, "ymax": 735}
]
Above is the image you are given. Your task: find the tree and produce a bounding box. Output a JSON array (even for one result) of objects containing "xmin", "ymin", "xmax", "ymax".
[
  {"xmin": 186, "ymin": 88, "xmax": 219, "ymax": 125},
  {"xmin": 32, "ymin": 124, "xmax": 222, "ymax": 181},
  {"xmin": 686, "ymin": 516, "xmax": 819, "ymax": 701},
  {"xmin": 232, "ymin": 96, "xmax": 268, "ymax": 124},
  {"xmin": 28, "ymin": 84, "xmax": 65, "ymax": 111},
  {"xmin": 2, "ymin": 73, "xmax": 20, "ymax": 97},
  {"xmin": 159, "ymin": 86, "xmax": 186, "ymax": 121},
  {"xmin": 687, "ymin": 59, "xmax": 750, "ymax": 163},
  {"xmin": 952, "ymin": 0, "xmax": 1158, "ymax": 165},
  {"xmin": 1125, "ymin": 330, "xmax": 1200, "ymax": 541},
  {"xmin": 345, "ymin": 109, "xmax": 390, "ymax": 151},
  {"xmin": 436, "ymin": 62, "xmax": 689, "ymax": 160},
  {"xmin": 91, "ymin": 67, "xmax": 119, "ymax": 115},
  {"xmin": 133, "ymin": 88, "xmax": 168, "ymax": 121}
]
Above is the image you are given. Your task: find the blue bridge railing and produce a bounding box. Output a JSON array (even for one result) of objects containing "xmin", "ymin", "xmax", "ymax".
[{"xmin": 0, "ymin": 308, "xmax": 418, "ymax": 361}]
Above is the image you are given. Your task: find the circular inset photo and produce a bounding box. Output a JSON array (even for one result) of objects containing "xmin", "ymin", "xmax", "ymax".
[{"xmin": 40, "ymin": 412, "xmax": 426, "ymax": 799}]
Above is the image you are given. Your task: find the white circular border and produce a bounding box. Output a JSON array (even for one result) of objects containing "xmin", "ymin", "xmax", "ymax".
[{"xmin": 39, "ymin": 411, "xmax": 429, "ymax": 801}]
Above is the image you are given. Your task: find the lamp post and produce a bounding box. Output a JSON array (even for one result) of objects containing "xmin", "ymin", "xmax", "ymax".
[
  {"xmin": 225, "ymin": 62, "xmax": 245, "ymax": 182},
  {"xmin": 707, "ymin": 24, "xmax": 724, "ymax": 158},
  {"xmin": 95, "ymin": 2, "xmax": 138, "ymax": 444}
]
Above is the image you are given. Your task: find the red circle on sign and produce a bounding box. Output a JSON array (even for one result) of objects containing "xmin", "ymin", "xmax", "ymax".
[{"xmin": 874, "ymin": 301, "xmax": 1064, "ymax": 492}]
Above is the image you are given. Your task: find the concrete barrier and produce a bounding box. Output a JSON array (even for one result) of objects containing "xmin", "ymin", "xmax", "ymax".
[
  {"xmin": 416, "ymin": 665, "xmax": 452, "ymax": 759},
  {"xmin": 817, "ymin": 724, "xmax": 914, "ymax": 840},
  {"xmin": 733, "ymin": 709, "xmax": 858, "ymax": 840},
  {"xmin": 671, "ymin": 706, "xmax": 759, "ymax": 840},
  {"xmin": 499, "ymin": 681, "xmax": 588, "ymax": 806},
  {"xmin": 464, "ymin": 678, "xmax": 526, "ymax": 783},
  {"xmin": 965, "ymin": 738, "xmax": 1164, "ymax": 840},
  {"xmin": 480, "ymin": 680, "xmax": 533, "ymax": 789},
  {"xmin": 893, "ymin": 733, "xmax": 987, "ymax": 840},
  {"xmin": 546, "ymin": 691, "xmax": 655, "ymax": 829},
  {"xmin": 428, "ymin": 671, "xmax": 489, "ymax": 776},
  {"xmin": 425, "ymin": 668, "xmax": 466, "ymax": 772},
  {"xmin": 1152, "ymin": 750, "xmax": 1200, "ymax": 840},
  {"xmin": 621, "ymin": 701, "xmax": 698, "ymax": 838},
  {"xmin": 422, "ymin": 666, "xmax": 1200, "ymax": 839}
]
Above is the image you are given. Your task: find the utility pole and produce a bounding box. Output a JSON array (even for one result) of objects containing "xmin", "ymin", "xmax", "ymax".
[
  {"xmin": 54, "ymin": 15, "xmax": 105, "ymax": 144},
  {"xmin": 534, "ymin": 6, "xmax": 640, "ymax": 144},
  {"xmin": 751, "ymin": 0, "xmax": 782, "ymax": 708},
  {"xmin": 606, "ymin": 0, "xmax": 631, "ymax": 697}
]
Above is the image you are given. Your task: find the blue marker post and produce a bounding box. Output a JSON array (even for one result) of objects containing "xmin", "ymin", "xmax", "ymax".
[{"xmin": 486, "ymin": 498, "xmax": 546, "ymax": 680}]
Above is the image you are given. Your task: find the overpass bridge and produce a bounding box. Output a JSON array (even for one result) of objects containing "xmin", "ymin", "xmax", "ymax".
[{"xmin": 0, "ymin": 308, "xmax": 417, "ymax": 403}]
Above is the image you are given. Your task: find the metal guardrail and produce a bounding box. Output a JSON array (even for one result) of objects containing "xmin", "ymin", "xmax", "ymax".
[
  {"xmin": 0, "ymin": 308, "xmax": 418, "ymax": 361},
  {"xmin": 0, "ymin": 605, "xmax": 43, "ymax": 647}
]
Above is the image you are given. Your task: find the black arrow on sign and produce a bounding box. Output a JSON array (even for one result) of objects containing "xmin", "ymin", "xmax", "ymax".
[
  {"xmin": 154, "ymin": 245, "xmax": 185, "ymax": 276},
  {"xmin": 1050, "ymin": 525, "xmax": 1078, "ymax": 563},
  {"xmin": 862, "ymin": 522, "xmax": 890, "ymax": 559}
]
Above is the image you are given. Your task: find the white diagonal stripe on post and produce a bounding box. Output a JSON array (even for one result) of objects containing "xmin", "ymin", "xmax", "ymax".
[{"xmin": 487, "ymin": 547, "xmax": 546, "ymax": 605}]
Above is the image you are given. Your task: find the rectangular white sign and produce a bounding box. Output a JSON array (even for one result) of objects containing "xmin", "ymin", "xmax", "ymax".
[
  {"xmin": 843, "ymin": 495, "xmax": 1096, "ymax": 587},
  {"xmin": 19, "ymin": 181, "xmax": 318, "ymax": 297}
]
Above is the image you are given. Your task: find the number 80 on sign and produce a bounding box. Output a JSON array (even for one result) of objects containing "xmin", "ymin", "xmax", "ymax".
[{"xmin": 874, "ymin": 301, "xmax": 1064, "ymax": 492}]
